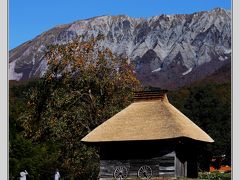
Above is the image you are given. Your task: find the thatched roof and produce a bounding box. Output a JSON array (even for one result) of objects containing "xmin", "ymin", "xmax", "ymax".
[{"xmin": 81, "ymin": 92, "xmax": 214, "ymax": 143}]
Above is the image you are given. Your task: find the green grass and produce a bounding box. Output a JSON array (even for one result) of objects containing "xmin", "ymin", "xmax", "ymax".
[
  {"xmin": 112, "ymin": 173, "xmax": 231, "ymax": 180},
  {"xmin": 198, "ymin": 171, "xmax": 231, "ymax": 180}
]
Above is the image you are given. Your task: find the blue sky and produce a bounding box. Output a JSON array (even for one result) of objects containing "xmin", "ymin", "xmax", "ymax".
[{"xmin": 10, "ymin": 0, "xmax": 231, "ymax": 50}]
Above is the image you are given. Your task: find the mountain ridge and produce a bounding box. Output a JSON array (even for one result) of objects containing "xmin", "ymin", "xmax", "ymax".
[{"xmin": 9, "ymin": 8, "xmax": 231, "ymax": 89}]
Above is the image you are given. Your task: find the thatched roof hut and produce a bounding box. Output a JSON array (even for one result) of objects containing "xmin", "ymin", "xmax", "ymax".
[
  {"xmin": 82, "ymin": 92, "xmax": 213, "ymax": 143},
  {"xmin": 81, "ymin": 91, "xmax": 214, "ymax": 179}
]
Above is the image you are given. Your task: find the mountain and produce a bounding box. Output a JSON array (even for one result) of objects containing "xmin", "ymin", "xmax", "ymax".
[{"xmin": 9, "ymin": 8, "xmax": 231, "ymax": 90}]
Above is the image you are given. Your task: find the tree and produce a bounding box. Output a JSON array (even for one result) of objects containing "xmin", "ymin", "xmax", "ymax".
[
  {"xmin": 18, "ymin": 36, "xmax": 140, "ymax": 179},
  {"xmin": 169, "ymin": 83, "xmax": 231, "ymax": 170},
  {"xmin": 9, "ymin": 82, "xmax": 61, "ymax": 180}
]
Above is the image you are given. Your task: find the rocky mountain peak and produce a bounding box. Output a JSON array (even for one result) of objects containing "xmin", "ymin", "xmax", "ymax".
[{"xmin": 9, "ymin": 8, "xmax": 231, "ymax": 89}]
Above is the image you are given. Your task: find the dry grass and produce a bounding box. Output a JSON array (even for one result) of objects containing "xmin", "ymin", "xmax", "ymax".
[{"xmin": 82, "ymin": 97, "xmax": 213, "ymax": 143}]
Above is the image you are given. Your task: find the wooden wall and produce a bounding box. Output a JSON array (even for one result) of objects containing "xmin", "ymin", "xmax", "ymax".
[
  {"xmin": 99, "ymin": 152, "xmax": 179, "ymax": 179},
  {"xmin": 96, "ymin": 138, "xmax": 200, "ymax": 179}
]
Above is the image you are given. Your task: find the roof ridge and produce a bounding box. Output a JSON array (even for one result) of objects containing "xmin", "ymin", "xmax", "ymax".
[{"xmin": 133, "ymin": 90, "xmax": 168, "ymax": 102}]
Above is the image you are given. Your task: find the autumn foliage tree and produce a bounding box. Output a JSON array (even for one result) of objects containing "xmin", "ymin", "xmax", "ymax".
[{"xmin": 18, "ymin": 36, "xmax": 140, "ymax": 179}]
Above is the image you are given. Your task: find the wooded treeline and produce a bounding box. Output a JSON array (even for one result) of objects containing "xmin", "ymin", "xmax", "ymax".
[
  {"xmin": 9, "ymin": 37, "xmax": 231, "ymax": 179},
  {"xmin": 168, "ymin": 82, "xmax": 231, "ymax": 171}
]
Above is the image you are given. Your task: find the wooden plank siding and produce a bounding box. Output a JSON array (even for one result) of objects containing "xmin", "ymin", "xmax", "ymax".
[
  {"xmin": 158, "ymin": 154, "xmax": 175, "ymax": 178},
  {"xmin": 99, "ymin": 152, "xmax": 179, "ymax": 179},
  {"xmin": 175, "ymin": 155, "xmax": 187, "ymax": 178}
]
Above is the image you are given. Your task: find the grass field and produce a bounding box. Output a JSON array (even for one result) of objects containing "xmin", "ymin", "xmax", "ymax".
[{"xmin": 111, "ymin": 172, "xmax": 231, "ymax": 180}]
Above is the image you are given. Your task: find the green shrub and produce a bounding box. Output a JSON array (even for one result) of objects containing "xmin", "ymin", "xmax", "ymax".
[{"xmin": 198, "ymin": 171, "xmax": 231, "ymax": 180}]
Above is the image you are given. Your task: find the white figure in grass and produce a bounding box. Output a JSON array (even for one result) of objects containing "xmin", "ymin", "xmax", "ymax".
[
  {"xmin": 54, "ymin": 169, "xmax": 60, "ymax": 180},
  {"xmin": 20, "ymin": 170, "xmax": 28, "ymax": 180}
]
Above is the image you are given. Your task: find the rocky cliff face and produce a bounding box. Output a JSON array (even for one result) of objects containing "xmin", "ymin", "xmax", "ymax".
[{"xmin": 9, "ymin": 8, "xmax": 231, "ymax": 89}]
